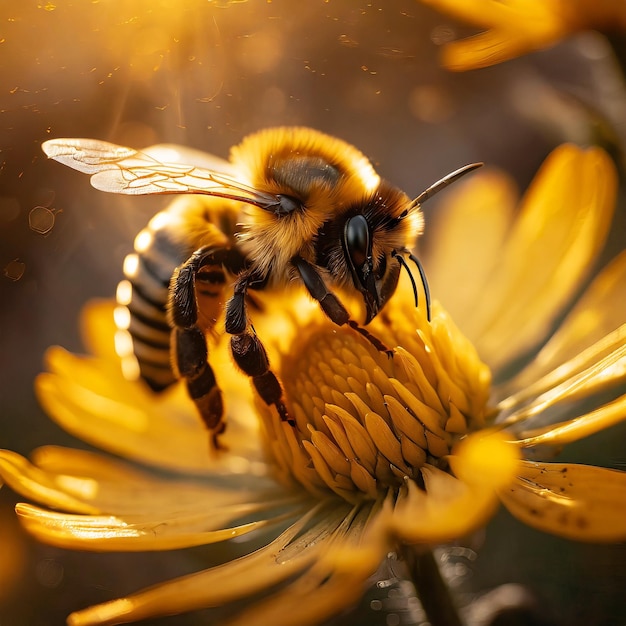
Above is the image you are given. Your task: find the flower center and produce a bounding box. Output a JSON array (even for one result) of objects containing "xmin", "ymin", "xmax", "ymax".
[{"xmin": 257, "ymin": 284, "xmax": 491, "ymax": 502}]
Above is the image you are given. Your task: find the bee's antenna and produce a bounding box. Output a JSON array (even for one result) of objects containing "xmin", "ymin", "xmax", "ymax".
[
  {"xmin": 393, "ymin": 251, "xmax": 419, "ymax": 307},
  {"xmin": 409, "ymin": 162, "xmax": 483, "ymax": 211},
  {"xmin": 393, "ymin": 250, "xmax": 431, "ymax": 322}
]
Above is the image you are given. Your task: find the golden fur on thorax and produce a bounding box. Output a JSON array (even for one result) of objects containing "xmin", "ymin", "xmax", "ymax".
[{"xmin": 230, "ymin": 127, "xmax": 383, "ymax": 281}]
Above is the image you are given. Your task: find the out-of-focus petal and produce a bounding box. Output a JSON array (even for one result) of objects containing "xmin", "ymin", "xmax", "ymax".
[
  {"xmin": 425, "ymin": 170, "xmax": 517, "ymax": 330},
  {"xmin": 36, "ymin": 349, "xmax": 265, "ymax": 477},
  {"xmin": 79, "ymin": 300, "xmax": 123, "ymax": 364},
  {"xmin": 419, "ymin": 0, "xmax": 512, "ymax": 27},
  {"xmin": 391, "ymin": 470, "xmax": 497, "ymax": 543},
  {"xmin": 495, "ymin": 252, "xmax": 626, "ymax": 399},
  {"xmin": 468, "ymin": 145, "xmax": 616, "ymax": 371},
  {"xmin": 66, "ymin": 502, "xmax": 353, "ymax": 626},
  {"xmin": 0, "ymin": 447, "xmax": 295, "ymax": 523},
  {"xmin": 0, "ymin": 450, "xmax": 100, "ymax": 515},
  {"xmin": 439, "ymin": 25, "xmax": 566, "ymax": 72},
  {"xmin": 513, "ymin": 394, "xmax": 626, "ymax": 448},
  {"xmin": 391, "ymin": 433, "xmax": 519, "ymax": 543},
  {"xmin": 500, "ymin": 461, "xmax": 626, "ymax": 542},
  {"xmin": 419, "ymin": 0, "xmax": 626, "ymax": 71},
  {"xmin": 15, "ymin": 502, "xmax": 301, "ymax": 551}
]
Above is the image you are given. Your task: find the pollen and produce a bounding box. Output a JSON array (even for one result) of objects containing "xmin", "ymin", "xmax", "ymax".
[{"xmin": 260, "ymin": 281, "xmax": 491, "ymax": 502}]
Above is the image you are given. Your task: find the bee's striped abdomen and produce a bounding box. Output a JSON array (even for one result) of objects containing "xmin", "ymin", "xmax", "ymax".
[
  {"xmin": 115, "ymin": 196, "xmax": 238, "ymax": 392},
  {"xmin": 116, "ymin": 217, "xmax": 193, "ymax": 390}
]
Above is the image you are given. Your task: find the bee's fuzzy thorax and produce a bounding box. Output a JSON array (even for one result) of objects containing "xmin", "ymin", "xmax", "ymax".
[{"xmin": 229, "ymin": 126, "xmax": 381, "ymax": 198}]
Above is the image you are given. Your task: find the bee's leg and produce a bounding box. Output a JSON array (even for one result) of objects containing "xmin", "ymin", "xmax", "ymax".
[
  {"xmin": 169, "ymin": 246, "xmax": 244, "ymax": 449},
  {"xmin": 225, "ymin": 272, "xmax": 292, "ymax": 424},
  {"xmin": 293, "ymin": 256, "xmax": 392, "ymax": 355},
  {"xmin": 171, "ymin": 325, "xmax": 224, "ymax": 447}
]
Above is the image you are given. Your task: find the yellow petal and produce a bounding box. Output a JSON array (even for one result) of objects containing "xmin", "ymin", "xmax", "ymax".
[
  {"xmin": 391, "ymin": 470, "xmax": 499, "ymax": 543},
  {"xmin": 66, "ymin": 502, "xmax": 347, "ymax": 626},
  {"xmin": 36, "ymin": 365, "xmax": 265, "ymax": 477},
  {"xmin": 79, "ymin": 299, "xmax": 122, "ymax": 363},
  {"xmin": 419, "ymin": 0, "xmax": 584, "ymax": 71},
  {"xmin": 425, "ymin": 169, "xmax": 517, "ymax": 330},
  {"xmin": 0, "ymin": 450, "xmax": 99, "ymax": 515},
  {"xmin": 221, "ymin": 503, "xmax": 387, "ymax": 626},
  {"xmin": 514, "ymin": 394, "xmax": 626, "ymax": 448},
  {"xmin": 40, "ymin": 299, "xmax": 267, "ymax": 474},
  {"xmin": 498, "ymin": 329, "xmax": 626, "ymax": 426},
  {"xmin": 470, "ymin": 145, "xmax": 616, "ymax": 371},
  {"xmin": 389, "ymin": 432, "xmax": 518, "ymax": 542},
  {"xmin": 419, "ymin": 0, "xmax": 510, "ymax": 27},
  {"xmin": 15, "ymin": 502, "xmax": 301, "ymax": 551},
  {"xmin": 496, "ymin": 252, "xmax": 626, "ymax": 401},
  {"xmin": 500, "ymin": 461, "xmax": 626, "ymax": 542},
  {"xmin": 449, "ymin": 430, "xmax": 520, "ymax": 490},
  {"xmin": 440, "ymin": 26, "xmax": 565, "ymax": 72},
  {"xmin": 1, "ymin": 446, "xmax": 297, "ymax": 528}
]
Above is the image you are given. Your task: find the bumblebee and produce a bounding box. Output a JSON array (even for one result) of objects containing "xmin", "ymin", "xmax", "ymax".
[{"xmin": 42, "ymin": 127, "xmax": 480, "ymax": 448}]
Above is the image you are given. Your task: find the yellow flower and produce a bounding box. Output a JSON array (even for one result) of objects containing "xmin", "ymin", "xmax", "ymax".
[
  {"xmin": 1, "ymin": 143, "xmax": 625, "ymax": 626},
  {"xmin": 418, "ymin": 0, "xmax": 626, "ymax": 70}
]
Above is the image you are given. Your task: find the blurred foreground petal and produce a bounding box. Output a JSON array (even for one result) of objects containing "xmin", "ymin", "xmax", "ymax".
[
  {"xmin": 468, "ymin": 145, "xmax": 616, "ymax": 371},
  {"xmin": 419, "ymin": 0, "xmax": 626, "ymax": 71}
]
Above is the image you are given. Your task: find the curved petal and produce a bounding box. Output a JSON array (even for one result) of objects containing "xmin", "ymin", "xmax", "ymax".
[
  {"xmin": 221, "ymin": 503, "xmax": 388, "ymax": 626},
  {"xmin": 439, "ymin": 26, "xmax": 565, "ymax": 72},
  {"xmin": 497, "ymin": 329, "xmax": 626, "ymax": 427},
  {"xmin": 418, "ymin": 0, "xmax": 511, "ymax": 27},
  {"xmin": 390, "ymin": 471, "xmax": 498, "ymax": 544},
  {"xmin": 0, "ymin": 450, "xmax": 100, "ymax": 515},
  {"xmin": 80, "ymin": 299, "xmax": 124, "ymax": 364},
  {"xmin": 36, "ymin": 350, "xmax": 266, "ymax": 477},
  {"xmin": 418, "ymin": 0, "xmax": 584, "ymax": 71},
  {"xmin": 390, "ymin": 432, "xmax": 519, "ymax": 543},
  {"xmin": 425, "ymin": 169, "xmax": 517, "ymax": 332},
  {"xmin": 15, "ymin": 502, "xmax": 301, "ymax": 551},
  {"xmin": 495, "ymin": 252, "xmax": 626, "ymax": 400},
  {"xmin": 66, "ymin": 501, "xmax": 355, "ymax": 626},
  {"xmin": 514, "ymin": 394, "xmax": 626, "ymax": 448},
  {"xmin": 470, "ymin": 145, "xmax": 616, "ymax": 372},
  {"xmin": 221, "ymin": 567, "xmax": 371, "ymax": 626},
  {"xmin": 0, "ymin": 448, "xmax": 294, "ymax": 520},
  {"xmin": 500, "ymin": 461, "xmax": 626, "ymax": 542}
]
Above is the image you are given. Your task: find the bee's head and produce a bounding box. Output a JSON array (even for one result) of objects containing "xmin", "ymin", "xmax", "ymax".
[{"xmin": 341, "ymin": 184, "xmax": 423, "ymax": 324}]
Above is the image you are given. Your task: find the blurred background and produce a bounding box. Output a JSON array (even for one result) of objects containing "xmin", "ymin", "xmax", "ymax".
[{"xmin": 0, "ymin": 1, "xmax": 625, "ymax": 624}]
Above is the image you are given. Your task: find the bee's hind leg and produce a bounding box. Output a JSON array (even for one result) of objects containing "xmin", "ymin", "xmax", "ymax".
[
  {"xmin": 225, "ymin": 272, "xmax": 292, "ymax": 425},
  {"xmin": 169, "ymin": 245, "xmax": 244, "ymax": 450},
  {"xmin": 172, "ymin": 325, "xmax": 225, "ymax": 445}
]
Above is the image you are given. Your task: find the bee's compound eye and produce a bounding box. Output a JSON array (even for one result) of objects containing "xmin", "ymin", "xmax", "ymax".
[{"xmin": 344, "ymin": 214, "xmax": 370, "ymax": 269}]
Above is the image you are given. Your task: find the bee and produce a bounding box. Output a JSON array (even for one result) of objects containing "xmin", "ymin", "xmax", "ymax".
[{"xmin": 42, "ymin": 127, "xmax": 481, "ymax": 448}]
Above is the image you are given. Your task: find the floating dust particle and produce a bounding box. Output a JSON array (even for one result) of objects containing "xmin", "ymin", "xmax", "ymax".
[
  {"xmin": 338, "ymin": 34, "xmax": 359, "ymax": 48},
  {"xmin": 4, "ymin": 259, "xmax": 26, "ymax": 281},
  {"xmin": 430, "ymin": 24, "xmax": 456, "ymax": 45},
  {"xmin": 29, "ymin": 206, "xmax": 58, "ymax": 235}
]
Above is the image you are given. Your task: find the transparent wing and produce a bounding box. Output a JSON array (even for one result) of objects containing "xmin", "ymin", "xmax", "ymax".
[
  {"xmin": 141, "ymin": 144, "xmax": 236, "ymax": 176},
  {"xmin": 41, "ymin": 138, "xmax": 281, "ymax": 209}
]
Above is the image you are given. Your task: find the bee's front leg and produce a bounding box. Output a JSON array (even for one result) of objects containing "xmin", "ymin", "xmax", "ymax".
[{"xmin": 292, "ymin": 256, "xmax": 392, "ymax": 355}]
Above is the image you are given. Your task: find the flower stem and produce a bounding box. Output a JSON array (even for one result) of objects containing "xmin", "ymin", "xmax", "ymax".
[{"xmin": 398, "ymin": 544, "xmax": 464, "ymax": 626}]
